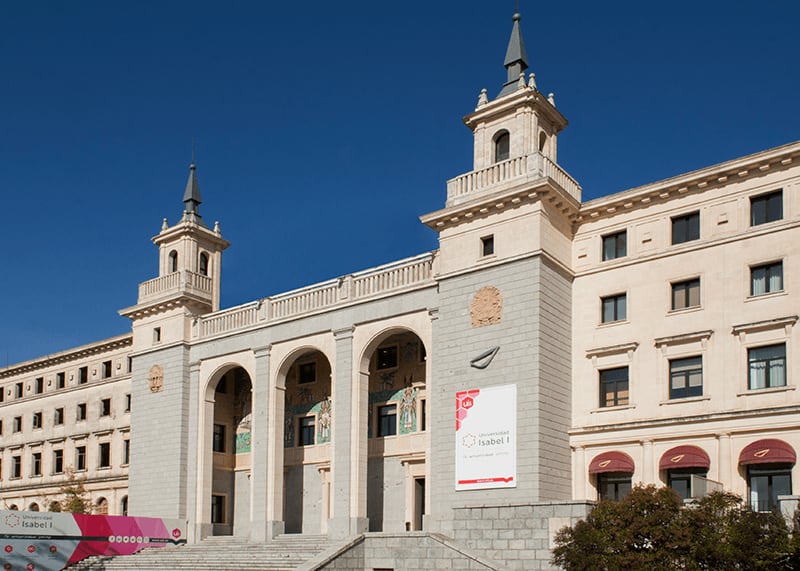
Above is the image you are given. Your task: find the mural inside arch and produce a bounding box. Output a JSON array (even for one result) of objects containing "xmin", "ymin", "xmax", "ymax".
[{"xmin": 284, "ymin": 397, "xmax": 333, "ymax": 447}]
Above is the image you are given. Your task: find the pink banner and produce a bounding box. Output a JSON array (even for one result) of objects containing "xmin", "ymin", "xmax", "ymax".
[{"xmin": 0, "ymin": 510, "xmax": 186, "ymax": 571}]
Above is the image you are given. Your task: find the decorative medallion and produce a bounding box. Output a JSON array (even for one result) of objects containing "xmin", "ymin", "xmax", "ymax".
[
  {"xmin": 148, "ymin": 365, "xmax": 164, "ymax": 393},
  {"xmin": 470, "ymin": 286, "xmax": 503, "ymax": 328}
]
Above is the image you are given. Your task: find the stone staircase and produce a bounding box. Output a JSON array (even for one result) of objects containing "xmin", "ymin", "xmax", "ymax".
[{"xmin": 67, "ymin": 535, "xmax": 332, "ymax": 571}]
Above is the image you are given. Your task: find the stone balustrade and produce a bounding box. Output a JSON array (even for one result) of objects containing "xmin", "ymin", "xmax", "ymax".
[
  {"xmin": 138, "ymin": 270, "xmax": 213, "ymax": 304},
  {"xmin": 193, "ymin": 252, "xmax": 435, "ymax": 340},
  {"xmin": 446, "ymin": 151, "xmax": 581, "ymax": 205}
]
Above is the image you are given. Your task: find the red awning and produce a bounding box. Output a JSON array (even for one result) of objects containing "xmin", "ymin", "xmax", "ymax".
[
  {"xmin": 659, "ymin": 445, "xmax": 710, "ymax": 470},
  {"xmin": 588, "ymin": 451, "xmax": 635, "ymax": 474},
  {"xmin": 739, "ymin": 439, "xmax": 796, "ymax": 466}
]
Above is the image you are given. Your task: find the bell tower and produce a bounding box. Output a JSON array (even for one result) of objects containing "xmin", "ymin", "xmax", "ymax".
[{"xmin": 120, "ymin": 161, "xmax": 230, "ymax": 350}]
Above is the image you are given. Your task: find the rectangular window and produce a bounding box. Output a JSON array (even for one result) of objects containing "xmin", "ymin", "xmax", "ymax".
[
  {"xmin": 671, "ymin": 278, "xmax": 700, "ymax": 310},
  {"xmin": 35, "ymin": 377, "xmax": 44, "ymax": 394},
  {"xmin": 125, "ymin": 394, "xmax": 132, "ymax": 413},
  {"xmin": 153, "ymin": 327, "xmax": 162, "ymax": 343},
  {"xmin": 32, "ymin": 411, "xmax": 43, "ymax": 430},
  {"xmin": 77, "ymin": 403, "xmax": 87, "ymax": 421},
  {"xmin": 671, "ymin": 211, "xmax": 700, "ymax": 244},
  {"xmin": 127, "ymin": 356, "xmax": 133, "ymax": 373},
  {"xmin": 98, "ymin": 442, "xmax": 111, "ymax": 468},
  {"xmin": 481, "ymin": 235, "xmax": 495, "ymax": 257},
  {"xmin": 79, "ymin": 366, "xmax": 88, "ymax": 384},
  {"xmin": 54, "ymin": 408, "xmax": 64, "ymax": 425},
  {"xmin": 31, "ymin": 452, "xmax": 42, "ymax": 477},
  {"xmin": 420, "ymin": 398, "xmax": 426, "ymax": 432},
  {"xmin": 376, "ymin": 346, "xmax": 398, "ymax": 370},
  {"xmin": 0, "ymin": 420, "xmax": 3, "ymax": 435},
  {"xmin": 669, "ymin": 356, "xmax": 703, "ymax": 399},
  {"xmin": 53, "ymin": 450, "xmax": 64, "ymax": 474},
  {"xmin": 211, "ymin": 495, "xmax": 225, "ymax": 524},
  {"xmin": 13, "ymin": 416, "xmax": 22, "ymax": 433},
  {"xmin": 597, "ymin": 473, "xmax": 631, "ymax": 501},
  {"xmin": 601, "ymin": 293, "xmax": 627, "ymax": 323},
  {"xmin": 751, "ymin": 261, "xmax": 783, "ymax": 296},
  {"xmin": 15, "ymin": 382, "xmax": 23, "ymax": 398},
  {"xmin": 377, "ymin": 404, "xmax": 397, "ymax": 437},
  {"xmin": 298, "ymin": 362, "xmax": 317, "ymax": 384},
  {"xmin": 76, "ymin": 446, "xmax": 86, "ymax": 471},
  {"xmin": 599, "ymin": 367, "xmax": 629, "ymax": 408},
  {"xmin": 750, "ymin": 190, "xmax": 783, "ymax": 226},
  {"xmin": 749, "ymin": 465, "xmax": 791, "ymax": 512},
  {"xmin": 102, "ymin": 360, "xmax": 112, "ymax": 379},
  {"xmin": 299, "ymin": 416, "xmax": 315, "ymax": 446},
  {"xmin": 56, "ymin": 372, "xmax": 66, "ymax": 389},
  {"xmin": 602, "ymin": 231, "xmax": 627, "ymax": 261},
  {"xmin": 12, "ymin": 456, "xmax": 22, "ymax": 479},
  {"xmin": 212, "ymin": 424, "xmax": 226, "ymax": 453},
  {"xmin": 123, "ymin": 439, "xmax": 130, "ymax": 465},
  {"xmin": 748, "ymin": 344, "xmax": 786, "ymax": 390},
  {"xmin": 100, "ymin": 398, "xmax": 112, "ymax": 417},
  {"xmin": 0, "ymin": 389, "xmax": 3, "ymax": 403}
]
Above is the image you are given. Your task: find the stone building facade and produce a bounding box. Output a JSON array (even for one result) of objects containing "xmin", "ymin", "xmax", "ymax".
[{"xmin": 0, "ymin": 10, "xmax": 798, "ymax": 570}]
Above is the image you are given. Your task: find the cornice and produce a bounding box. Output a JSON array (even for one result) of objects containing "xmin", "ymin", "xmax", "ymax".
[
  {"xmin": 420, "ymin": 180, "xmax": 579, "ymax": 233},
  {"xmin": 464, "ymin": 87, "xmax": 568, "ymax": 132},
  {"xmin": 118, "ymin": 293, "xmax": 212, "ymax": 320},
  {"xmin": 576, "ymin": 141, "xmax": 800, "ymax": 225},
  {"xmin": 0, "ymin": 334, "xmax": 132, "ymax": 379}
]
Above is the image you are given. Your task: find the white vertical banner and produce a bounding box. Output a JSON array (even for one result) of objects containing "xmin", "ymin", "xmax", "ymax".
[{"xmin": 455, "ymin": 384, "xmax": 516, "ymax": 490}]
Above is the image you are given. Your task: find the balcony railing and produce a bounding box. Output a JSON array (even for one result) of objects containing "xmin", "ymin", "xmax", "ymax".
[
  {"xmin": 193, "ymin": 252, "xmax": 435, "ymax": 340},
  {"xmin": 138, "ymin": 270, "xmax": 213, "ymax": 304},
  {"xmin": 446, "ymin": 151, "xmax": 581, "ymax": 205}
]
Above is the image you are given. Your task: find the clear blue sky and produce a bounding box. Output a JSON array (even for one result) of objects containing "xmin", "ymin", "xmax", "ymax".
[{"xmin": 2, "ymin": 1, "xmax": 798, "ymax": 365}]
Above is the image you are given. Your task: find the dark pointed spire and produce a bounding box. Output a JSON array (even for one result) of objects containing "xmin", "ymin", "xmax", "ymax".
[
  {"xmin": 182, "ymin": 162, "xmax": 204, "ymax": 225},
  {"xmin": 498, "ymin": 12, "xmax": 529, "ymax": 97}
]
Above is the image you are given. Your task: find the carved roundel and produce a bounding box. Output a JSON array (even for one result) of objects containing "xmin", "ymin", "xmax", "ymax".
[
  {"xmin": 149, "ymin": 365, "xmax": 164, "ymax": 393},
  {"xmin": 470, "ymin": 286, "xmax": 503, "ymax": 328}
]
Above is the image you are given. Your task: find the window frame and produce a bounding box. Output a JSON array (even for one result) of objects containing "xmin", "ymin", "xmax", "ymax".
[
  {"xmin": 748, "ymin": 464, "xmax": 792, "ymax": 512},
  {"xmin": 377, "ymin": 403, "xmax": 398, "ymax": 437},
  {"xmin": 671, "ymin": 211, "xmax": 700, "ymax": 245},
  {"xmin": 299, "ymin": 415, "xmax": 316, "ymax": 447},
  {"xmin": 376, "ymin": 346, "xmax": 399, "ymax": 370},
  {"xmin": 597, "ymin": 472, "xmax": 632, "ymax": 501},
  {"xmin": 493, "ymin": 131, "xmax": 510, "ymax": 163},
  {"xmin": 98, "ymin": 442, "xmax": 111, "ymax": 469},
  {"xmin": 671, "ymin": 278, "xmax": 701, "ymax": 311},
  {"xmin": 212, "ymin": 423, "xmax": 226, "ymax": 453},
  {"xmin": 748, "ymin": 343, "xmax": 787, "ymax": 390},
  {"xmin": 599, "ymin": 366, "xmax": 629, "ymax": 408},
  {"xmin": 750, "ymin": 261, "xmax": 784, "ymax": 296},
  {"xmin": 75, "ymin": 446, "xmax": 87, "ymax": 471},
  {"xmin": 601, "ymin": 293, "xmax": 627, "ymax": 323},
  {"xmin": 480, "ymin": 235, "xmax": 495, "ymax": 257},
  {"xmin": 602, "ymin": 231, "xmax": 627, "ymax": 261},
  {"xmin": 750, "ymin": 190, "xmax": 783, "ymax": 227},
  {"xmin": 31, "ymin": 452, "xmax": 42, "ymax": 477},
  {"xmin": 53, "ymin": 449, "xmax": 64, "ymax": 475},
  {"xmin": 669, "ymin": 356, "xmax": 703, "ymax": 399}
]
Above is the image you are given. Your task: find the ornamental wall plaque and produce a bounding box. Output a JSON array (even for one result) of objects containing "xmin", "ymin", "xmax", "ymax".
[
  {"xmin": 149, "ymin": 365, "xmax": 164, "ymax": 393},
  {"xmin": 470, "ymin": 286, "xmax": 503, "ymax": 328}
]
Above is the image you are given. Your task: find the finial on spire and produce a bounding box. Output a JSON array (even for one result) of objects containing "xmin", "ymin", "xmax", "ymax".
[
  {"xmin": 497, "ymin": 10, "xmax": 529, "ymax": 97},
  {"xmin": 182, "ymin": 158, "xmax": 204, "ymax": 226},
  {"xmin": 477, "ymin": 88, "xmax": 489, "ymax": 108}
]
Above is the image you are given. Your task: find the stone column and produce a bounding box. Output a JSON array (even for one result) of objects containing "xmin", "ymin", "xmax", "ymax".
[
  {"xmin": 717, "ymin": 433, "xmax": 732, "ymax": 490},
  {"xmin": 641, "ymin": 440, "xmax": 654, "ymax": 484},
  {"xmin": 250, "ymin": 346, "xmax": 271, "ymax": 541},
  {"xmin": 184, "ymin": 360, "xmax": 202, "ymax": 542},
  {"xmin": 328, "ymin": 327, "xmax": 368, "ymax": 538}
]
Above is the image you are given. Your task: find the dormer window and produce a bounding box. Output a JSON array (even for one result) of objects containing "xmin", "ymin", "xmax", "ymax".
[
  {"xmin": 199, "ymin": 252, "xmax": 209, "ymax": 276},
  {"xmin": 169, "ymin": 250, "xmax": 178, "ymax": 273},
  {"xmin": 494, "ymin": 131, "xmax": 510, "ymax": 162}
]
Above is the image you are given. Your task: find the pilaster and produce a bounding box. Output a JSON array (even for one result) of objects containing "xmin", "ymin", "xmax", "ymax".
[{"xmin": 250, "ymin": 346, "xmax": 271, "ymax": 541}]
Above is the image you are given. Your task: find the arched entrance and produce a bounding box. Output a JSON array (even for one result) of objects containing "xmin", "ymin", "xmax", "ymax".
[
  {"xmin": 362, "ymin": 330, "xmax": 427, "ymax": 532},
  {"xmin": 208, "ymin": 366, "xmax": 253, "ymax": 536},
  {"xmin": 282, "ymin": 349, "xmax": 333, "ymax": 534}
]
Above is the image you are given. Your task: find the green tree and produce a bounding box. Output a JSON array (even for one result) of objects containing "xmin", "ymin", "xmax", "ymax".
[
  {"xmin": 552, "ymin": 485, "xmax": 793, "ymax": 570},
  {"xmin": 59, "ymin": 470, "xmax": 92, "ymax": 514}
]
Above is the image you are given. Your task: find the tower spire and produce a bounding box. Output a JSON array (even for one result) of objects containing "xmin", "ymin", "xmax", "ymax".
[
  {"xmin": 182, "ymin": 160, "xmax": 204, "ymax": 225},
  {"xmin": 498, "ymin": 11, "xmax": 529, "ymax": 97}
]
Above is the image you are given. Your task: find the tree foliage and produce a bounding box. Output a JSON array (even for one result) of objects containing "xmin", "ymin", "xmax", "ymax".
[
  {"xmin": 552, "ymin": 485, "xmax": 793, "ymax": 570},
  {"xmin": 59, "ymin": 470, "xmax": 93, "ymax": 514}
]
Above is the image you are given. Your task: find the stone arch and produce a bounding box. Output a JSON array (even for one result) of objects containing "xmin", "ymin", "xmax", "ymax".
[
  {"xmin": 357, "ymin": 325, "xmax": 428, "ymax": 532},
  {"xmin": 200, "ymin": 362, "xmax": 254, "ymax": 537},
  {"xmin": 277, "ymin": 345, "xmax": 334, "ymax": 535},
  {"xmin": 28, "ymin": 502, "xmax": 40, "ymax": 512}
]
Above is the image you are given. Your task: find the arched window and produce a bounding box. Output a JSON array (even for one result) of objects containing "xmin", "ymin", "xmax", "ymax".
[
  {"xmin": 538, "ymin": 131, "xmax": 548, "ymax": 153},
  {"xmin": 49, "ymin": 501, "xmax": 61, "ymax": 512},
  {"xmin": 199, "ymin": 252, "xmax": 209, "ymax": 276},
  {"xmin": 96, "ymin": 497, "xmax": 108, "ymax": 515},
  {"xmin": 8, "ymin": 504, "xmax": 18, "ymax": 511},
  {"xmin": 29, "ymin": 503, "xmax": 40, "ymax": 512},
  {"xmin": 169, "ymin": 250, "xmax": 178, "ymax": 273},
  {"xmin": 494, "ymin": 131, "xmax": 510, "ymax": 163}
]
